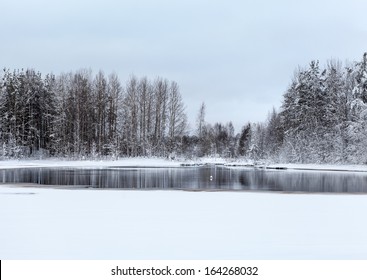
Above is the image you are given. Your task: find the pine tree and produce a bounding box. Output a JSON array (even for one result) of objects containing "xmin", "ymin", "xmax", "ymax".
[{"xmin": 238, "ymin": 123, "xmax": 251, "ymax": 157}]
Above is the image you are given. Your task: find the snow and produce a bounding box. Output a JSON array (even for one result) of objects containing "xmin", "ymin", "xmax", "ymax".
[
  {"xmin": 1, "ymin": 158, "xmax": 367, "ymax": 259},
  {"xmin": 2, "ymin": 158, "xmax": 367, "ymax": 173},
  {"xmin": 0, "ymin": 158, "xmax": 183, "ymax": 169},
  {"xmin": 265, "ymin": 163, "xmax": 367, "ymax": 172},
  {"xmin": 1, "ymin": 185, "xmax": 367, "ymax": 259},
  {"xmin": 225, "ymin": 161, "xmax": 367, "ymax": 172}
]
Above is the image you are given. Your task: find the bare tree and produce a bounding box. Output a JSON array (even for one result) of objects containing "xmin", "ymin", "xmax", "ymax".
[
  {"xmin": 152, "ymin": 77, "xmax": 168, "ymax": 155},
  {"xmin": 94, "ymin": 70, "xmax": 108, "ymax": 154},
  {"xmin": 123, "ymin": 75, "xmax": 139, "ymax": 156},
  {"xmin": 196, "ymin": 102, "xmax": 206, "ymax": 138},
  {"xmin": 107, "ymin": 72, "xmax": 121, "ymax": 157},
  {"xmin": 137, "ymin": 77, "xmax": 151, "ymax": 156},
  {"xmin": 167, "ymin": 81, "xmax": 187, "ymax": 154}
]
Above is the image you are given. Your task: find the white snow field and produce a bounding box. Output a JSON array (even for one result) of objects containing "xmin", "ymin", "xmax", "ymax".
[{"xmin": 1, "ymin": 184, "xmax": 367, "ymax": 259}]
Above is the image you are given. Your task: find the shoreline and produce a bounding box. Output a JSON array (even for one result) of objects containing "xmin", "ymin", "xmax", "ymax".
[{"xmin": 0, "ymin": 158, "xmax": 367, "ymax": 173}]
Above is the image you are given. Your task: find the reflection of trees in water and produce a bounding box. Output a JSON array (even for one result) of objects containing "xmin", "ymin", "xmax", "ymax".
[
  {"xmin": 236, "ymin": 170, "xmax": 367, "ymax": 193},
  {"xmin": 1, "ymin": 167, "xmax": 367, "ymax": 193},
  {"xmin": 238, "ymin": 170, "xmax": 282, "ymax": 191}
]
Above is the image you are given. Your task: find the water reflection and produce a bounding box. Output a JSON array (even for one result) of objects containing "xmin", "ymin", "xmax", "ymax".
[{"xmin": 1, "ymin": 166, "xmax": 367, "ymax": 193}]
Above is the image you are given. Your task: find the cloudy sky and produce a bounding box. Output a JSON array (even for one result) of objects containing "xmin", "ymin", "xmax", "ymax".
[{"xmin": 1, "ymin": 0, "xmax": 367, "ymax": 132}]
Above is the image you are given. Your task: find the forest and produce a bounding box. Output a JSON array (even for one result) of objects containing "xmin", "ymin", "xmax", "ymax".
[{"xmin": 1, "ymin": 52, "xmax": 366, "ymax": 164}]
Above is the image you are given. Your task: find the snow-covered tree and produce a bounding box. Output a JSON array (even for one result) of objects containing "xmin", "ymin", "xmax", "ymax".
[
  {"xmin": 167, "ymin": 81, "xmax": 188, "ymax": 155},
  {"xmin": 196, "ymin": 102, "xmax": 206, "ymax": 139},
  {"xmin": 237, "ymin": 123, "xmax": 251, "ymax": 157}
]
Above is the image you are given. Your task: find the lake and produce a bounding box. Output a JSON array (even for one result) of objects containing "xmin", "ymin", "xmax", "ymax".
[{"xmin": 1, "ymin": 165, "xmax": 367, "ymax": 193}]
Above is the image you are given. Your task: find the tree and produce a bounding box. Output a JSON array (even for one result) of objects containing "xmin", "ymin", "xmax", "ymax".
[
  {"xmin": 53, "ymin": 72, "xmax": 73, "ymax": 156},
  {"xmin": 0, "ymin": 68, "xmax": 191, "ymax": 159},
  {"xmin": 72, "ymin": 69, "xmax": 93, "ymax": 156},
  {"xmin": 106, "ymin": 72, "xmax": 121, "ymax": 157},
  {"xmin": 94, "ymin": 70, "xmax": 108, "ymax": 155},
  {"xmin": 264, "ymin": 108, "xmax": 283, "ymax": 159},
  {"xmin": 196, "ymin": 102, "xmax": 213, "ymax": 156},
  {"xmin": 123, "ymin": 75, "xmax": 139, "ymax": 156},
  {"xmin": 196, "ymin": 102, "xmax": 206, "ymax": 139},
  {"xmin": 167, "ymin": 81, "xmax": 187, "ymax": 155},
  {"xmin": 226, "ymin": 122, "xmax": 236, "ymax": 157},
  {"xmin": 137, "ymin": 76, "xmax": 150, "ymax": 156},
  {"xmin": 152, "ymin": 77, "xmax": 168, "ymax": 155},
  {"xmin": 354, "ymin": 52, "xmax": 367, "ymax": 103},
  {"xmin": 0, "ymin": 69, "xmax": 21, "ymax": 149},
  {"xmin": 238, "ymin": 123, "xmax": 251, "ymax": 157},
  {"xmin": 42, "ymin": 73, "xmax": 57, "ymax": 155}
]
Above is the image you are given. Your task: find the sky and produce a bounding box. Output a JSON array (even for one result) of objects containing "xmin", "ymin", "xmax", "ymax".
[{"xmin": 1, "ymin": 0, "xmax": 367, "ymax": 133}]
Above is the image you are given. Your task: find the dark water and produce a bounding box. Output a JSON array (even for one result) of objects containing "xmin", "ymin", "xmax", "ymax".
[{"xmin": 1, "ymin": 166, "xmax": 367, "ymax": 193}]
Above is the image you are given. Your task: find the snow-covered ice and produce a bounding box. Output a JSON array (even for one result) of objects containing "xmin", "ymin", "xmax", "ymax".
[{"xmin": 1, "ymin": 185, "xmax": 367, "ymax": 259}]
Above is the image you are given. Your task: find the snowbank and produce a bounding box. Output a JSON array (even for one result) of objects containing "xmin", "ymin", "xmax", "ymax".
[
  {"xmin": 265, "ymin": 163, "xmax": 367, "ymax": 173},
  {"xmin": 0, "ymin": 158, "xmax": 183, "ymax": 169},
  {"xmin": 1, "ymin": 185, "xmax": 367, "ymax": 259},
  {"xmin": 1, "ymin": 158, "xmax": 367, "ymax": 173},
  {"xmin": 226, "ymin": 161, "xmax": 367, "ymax": 173}
]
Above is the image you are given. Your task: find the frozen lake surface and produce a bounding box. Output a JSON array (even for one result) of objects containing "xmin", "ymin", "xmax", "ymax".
[
  {"xmin": 1, "ymin": 164, "xmax": 367, "ymax": 259},
  {"xmin": 1, "ymin": 166, "xmax": 367, "ymax": 193}
]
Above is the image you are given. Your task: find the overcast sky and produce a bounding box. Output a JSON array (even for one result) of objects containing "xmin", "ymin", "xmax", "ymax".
[{"xmin": 1, "ymin": 0, "xmax": 367, "ymax": 132}]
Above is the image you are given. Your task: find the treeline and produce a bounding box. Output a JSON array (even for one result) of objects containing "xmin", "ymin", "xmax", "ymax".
[
  {"xmin": 282, "ymin": 53, "xmax": 367, "ymax": 163},
  {"xmin": 236, "ymin": 53, "xmax": 367, "ymax": 164},
  {"xmin": 0, "ymin": 69, "xmax": 187, "ymax": 158},
  {"xmin": 1, "ymin": 52, "xmax": 367, "ymax": 163}
]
